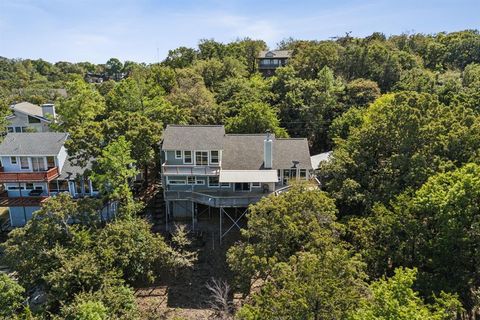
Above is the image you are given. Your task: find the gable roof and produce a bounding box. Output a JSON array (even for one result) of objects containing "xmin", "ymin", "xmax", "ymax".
[
  {"xmin": 222, "ymin": 134, "xmax": 312, "ymax": 170},
  {"xmin": 162, "ymin": 125, "xmax": 225, "ymax": 150},
  {"xmin": 10, "ymin": 102, "xmax": 51, "ymax": 122},
  {"xmin": 258, "ymin": 50, "xmax": 293, "ymax": 59},
  {"xmin": 0, "ymin": 133, "xmax": 68, "ymax": 156}
]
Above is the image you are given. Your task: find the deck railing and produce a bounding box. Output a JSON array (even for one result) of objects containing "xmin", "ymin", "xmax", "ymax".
[
  {"xmin": 165, "ymin": 190, "xmax": 269, "ymax": 208},
  {"xmin": 0, "ymin": 167, "xmax": 59, "ymax": 182},
  {"xmin": 162, "ymin": 163, "xmax": 220, "ymax": 176}
]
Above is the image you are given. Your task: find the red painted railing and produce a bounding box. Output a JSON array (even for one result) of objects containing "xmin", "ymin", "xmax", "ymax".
[{"xmin": 0, "ymin": 167, "xmax": 59, "ymax": 182}]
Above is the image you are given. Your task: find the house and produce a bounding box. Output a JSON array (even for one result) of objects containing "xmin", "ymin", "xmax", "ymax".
[
  {"xmin": 257, "ymin": 50, "xmax": 293, "ymax": 77},
  {"xmin": 160, "ymin": 125, "xmax": 313, "ymax": 239},
  {"xmin": 0, "ymin": 133, "xmax": 111, "ymax": 228},
  {"xmin": 6, "ymin": 102, "xmax": 56, "ymax": 133}
]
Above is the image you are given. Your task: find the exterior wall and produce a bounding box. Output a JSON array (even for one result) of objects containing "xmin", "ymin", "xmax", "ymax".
[
  {"xmin": 1, "ymin": 155, "xmax": 61, "ymax": 172},
  {"xmin": 163, "ymin": 149, "xmax": 222, "ymax": 166},
  {"xmin": 5, "ymin": 182, "xmax": 48, "ymax": 197},
  {"xmin": 8, "ymin": 112, "xmax": 50, "ymax": 132},
  {"xmin": 57, "ymin": 146, "xmax": 68, "ymax": 171},
  {"xmin": 9, "ymin": 206, "xmax": 40, "ymax": 227},
  {"xmin": 170, "ymin": 200, "xmax": 194, "ymax": 219}
]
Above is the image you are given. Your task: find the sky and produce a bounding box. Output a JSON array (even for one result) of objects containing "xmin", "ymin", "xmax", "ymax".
[{"xmin": 0, "ymin": 0, "xmax": 479, "ymax": 64}]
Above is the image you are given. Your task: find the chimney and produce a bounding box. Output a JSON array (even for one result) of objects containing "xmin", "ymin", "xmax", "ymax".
[
  {"xmin": 41, "ymin": 103, "xmax": 56, "ymax": 120},
  {"xmin": 264, "ymin": 130, "xmax": 273, "ymax": 169}
]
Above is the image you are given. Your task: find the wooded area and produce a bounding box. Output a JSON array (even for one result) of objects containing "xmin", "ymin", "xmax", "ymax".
[{"xmin": 1, "ymin": 29, "xmax": 480, "ymax": 319}]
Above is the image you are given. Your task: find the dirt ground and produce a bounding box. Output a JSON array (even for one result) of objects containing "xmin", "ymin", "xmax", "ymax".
[{"xmin": 135, "ymin": 230, "xmax": 241, "ymax": 320}]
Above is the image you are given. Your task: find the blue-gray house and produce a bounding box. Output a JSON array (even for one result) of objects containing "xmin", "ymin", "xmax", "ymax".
[
  {"xmin": 0, "ymin": 133, "xmax": 112, "ymax": 227},
  {"xmin": 160, "ymin": 125, "xmax": 313, "ymax": 239}
]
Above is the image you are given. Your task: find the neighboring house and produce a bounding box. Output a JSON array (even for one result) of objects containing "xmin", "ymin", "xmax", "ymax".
[
  {"xmin": 6, "ymin": 102, "xmax": 56, "ymax": 133},
  {"xmin": 0, "ymin": 133, "xmax": 112, "ymax": 227},
  {"xmin": 160, "ymin": 125, "xmax": 313, "ymax": 239},
  {"xmin": 257, "ymin": 50, "xmax": 293, "ymax": 77}
]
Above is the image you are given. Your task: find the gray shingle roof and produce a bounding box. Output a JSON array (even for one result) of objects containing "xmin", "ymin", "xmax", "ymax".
[
  {"xmin": 59, "ymin": 157, "xmax": 92, "ymax": 180},
  {"xmin": 258, "ymin": 50, "xmax": 293, "ymax": 58},
  {"xmin": 161, "ymin": 125, "xmax": 225, "ymax": 150},
  {"xmin": 222, "ymin": 134, "xmax": 312, "ymax": 170},
  {"xmin": 10, "ymin": 102, "xmax": 44, "ymax": 118},
  {"xmin": 161, "ymin": 125, "xmax": 312, "ymax": 170},
  {"xmin": 0, "ymin": 133, "xmax": 68, "ymax": 156}
]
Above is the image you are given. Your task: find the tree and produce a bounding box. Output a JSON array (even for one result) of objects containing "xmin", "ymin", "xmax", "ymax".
[
  {"xmin": 345, "ymin": 78, "xmax": 381, "ymax": 107},
  {"xmin": 105, "ymin": 58, "xmax": 123, "ymax": 80},
  {"xmin": 0, "ymin": 273, "xmax": 25, "ymax": 318},
  {"xmin": 56, "ymin": 78, "xmax": 106, "ymax": 129},
  {"xmin": 350, "ymin": 268, "xmax": 461, "ymax": 320},
  {"xmin": 227, "ymin": 184, "xmax": 344, "ymax": 291},
  {"xmin": 320, "ymin": 92, "xmax": 480, "ymax": 216},
  {"xmin": 163, "ymin": 46, "xmax": 197, "ymax": 69},
  {"xmin": 90, "ymin": 136, "xmax": 139, "ymax": 216},
  {"xmin": 237, "ymin": 251, "xmax": 366, "ymax": 320},
  {"xmin": 226, "ymin": 102, "xmax": 288, "ymax": 137}
]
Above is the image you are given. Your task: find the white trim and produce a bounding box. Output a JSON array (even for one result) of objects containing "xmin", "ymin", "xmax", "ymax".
[
  {"xmin": 208, "ymin": 176, "xmax": 220, "ymax": 188},
  {"xmin": 194, "ymin": 150, "xmax": 209, "ymax": 166},
  {"xmin": 167, "ymin": 176, "xmax": 186, "ymax": 185},
  {"xmin": 183, "ymin": 150, "xmax": 193, "ymax": 164},
  {"xmin": 220, "ymin": 182, "xmax": 230, "ymax": 188},
  {"xmin": 209, "ymin": 150, "xmax": 219, "ymax": 165},
  {"xmin": 175, "ymin": 150, "xmax": 182, "ymax": 159},
  {"xmin": 251, "ymin": 182, "xmax": 261, "ymax": 188}
]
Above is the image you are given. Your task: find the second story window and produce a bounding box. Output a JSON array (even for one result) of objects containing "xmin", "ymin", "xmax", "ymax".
[
  {"xmin": 175, "ymin": 150, "xmax": 182, "ymax": 159},
  {"xmin": 10, "ymin": 156, "xmax": 17, "ymax": 165},
  {"xmin": 210, "ymin": 151, "xmax": 219, "ymax": 164},
  {"xmin": 47, "ymin": 156, "xmax": 55, "ymax": 169},
  {"xmin": 20, "ymin": 157, "xmax": 29, "ymax": 169},
  {"xmin": 31, "ymin": 157, "xmax": 45, "ymax": 172},
  {"xmin": 184, "ymin": 151, "xmax": 192, "ymax": 164},
  {"xmin": 195, "ymin": 151, "xmax": 208, "ymax": 166}
]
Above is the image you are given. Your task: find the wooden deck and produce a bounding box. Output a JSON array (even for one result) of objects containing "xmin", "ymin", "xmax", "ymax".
[{"xmin": 0, "ymin": 167, "xmax": 59, "ymax": 182}]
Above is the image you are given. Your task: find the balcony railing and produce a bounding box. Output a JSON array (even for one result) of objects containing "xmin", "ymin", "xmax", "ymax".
[
  {"xmin": 162, "ymin": 163, "xmax": 220, "ymax": 176},
  {"xmin": 165, "ymin": 190, "xmax": 270, "ymax": 208},
  {"xmin": 0, "ymin": 167, "xmax": 59, "ymax": 182},
  {"xmin": 0, "ymin": 191, "xmax": 48, "ymax": 207}
]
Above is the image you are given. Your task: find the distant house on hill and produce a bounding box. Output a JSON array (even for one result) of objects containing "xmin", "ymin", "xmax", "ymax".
[
  {"xmin": 6, "ymin": 102, "xmax": 56, "ymax": 133},
  {"xmin": 257, "ymin": 50, "xmax": 293, "ymax": 77}
]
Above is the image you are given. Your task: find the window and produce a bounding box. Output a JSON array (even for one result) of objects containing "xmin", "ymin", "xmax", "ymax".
[
  {"xmin": 251, "ymin": 182, "xmax": 261, "ymax": 188},
  {"xmin": 210, "ymin": 151, "xmax": 219, "ymax": 164},
  {"xmin": 25, "ymin": 183, "xmax": 34, "ymax": 190},
  {"xmin": 31, "ymin": 157, "xmax": 45, "ymax": 171},
  {"xmin": 187, "ymin": 176, "xmax": 196, "ymax": 185},
  {"xmin": 28, "ymin": 116, "xmax": 41, "ymax": 123},
  {"xmin": 220, "ymin": 182, "xmax": 230, "ymax": 188},
  {"xmin": 7, "ymin": 185, "xmax": 24, "ymax": 190},
  {"xmin": 10, "ymin": 157, "xmax": 17, "ymax": 165},
  {"xmin": 168, "ymin": 178, "xmax": 186, "ymax": 185},
  {"xmin": 184, "ymin": 151, "xmax": 192, "ymax": 164},
  {"xmin": 208, "ymin": 176, "xmax": 219, "ymax": 187},
  {"xmin": 300, "ymin": 169, "xmax": 307, "ymax": 179},
  {"xmin": 7, "ymin": 127, "xmax": 13, "ymax": 133},
  {"xmin": 46, "ymin": 156, "xmax": 55, "ymax": 169},
  {"xmin": 195, "ymin": 151, "xmax": 208, "ymax": 166},
  {"xmin": 196, "ymin": 179, "xmax": 205, "ymax": 185},
  {"xmin": 15, "ymin": 127, "xmax": 22, "ymax": 133},
  {"xmin": 20, "ymin": 157, "xmax": 29, "ymax": 169},
  {"xmin": 175, "ymin": 150, "xmax": 182, "ymax": 159}
]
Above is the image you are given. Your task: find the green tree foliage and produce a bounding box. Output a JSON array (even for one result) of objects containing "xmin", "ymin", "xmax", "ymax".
[
  {"xmin": 226, "ymin": 102, "xmax": 288, "ymax": 137},
  {"xmin": 56, "ymin": 78, "xmax": 106, "ymax": 129},
  {"xmin": 320, "ymin": 92, "xmax": 480, "ymax": 216},
  {"xmin": 237, "ymin": 251, "xmax": 366, "ymax": 320},
  {"xmin": 228, "ymin": 184, "xmax": 350, "ymax": 289},
  {"xmin": 1, "ymin": 194, "xmax": 192, "ymax": 317},
  {"xmin": 91, "ymin": 136, "xmax": 139, "ymax": 215},
  {"xmin": 350, "ymin": 268, "xmax": 461, "ymax": 320},
  {"xmin": 0, "ymin": 273, "xmax": 25, "ymax": 318}
]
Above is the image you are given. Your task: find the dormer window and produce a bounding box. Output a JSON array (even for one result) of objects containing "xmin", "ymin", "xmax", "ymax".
[
  {"xmin": 175, "ymin": 150, "xmax": 182, "ymax": 159},
  {"xmin": 210, "ymin": 151, "xmax": 219, "ymax": 164}
]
